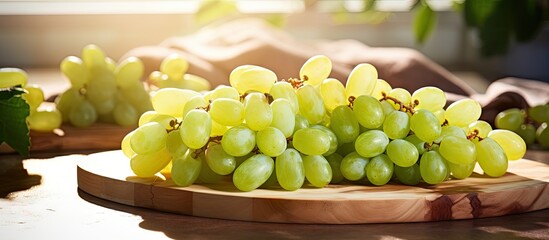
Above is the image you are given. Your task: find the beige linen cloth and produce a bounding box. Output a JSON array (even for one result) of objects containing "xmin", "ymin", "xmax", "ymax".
[{"xmin": 124, "ymin": 18, "xmax": 549, "ymax": 124}]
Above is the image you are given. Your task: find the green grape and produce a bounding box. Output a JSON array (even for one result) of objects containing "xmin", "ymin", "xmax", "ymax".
[
  {"xmin": 119, "ymin": 81, "xmax": 153, "ymax": 115},
  {"xmin": 180, "ymin": 109, "xmax": 212, "ymax": 149},
  {"xmin": 528, "ymin": 104, "xmax": 549, "ymax": 123},
  {"xmin": 345, "ymin": 63, "xmax": 377, "ymax": 98},
  {"xmin": 256, "ymin": 127, "xmax": 287, "ymax": 157},
  {"xmin": 166, "ymin": 129, "xmax": 188, "ymax": 158},
  {"xmin": 130, "ymin": 147, "xmax": 172, "ymax": 178},
  {"xmin": 86, "ymin": 67, "xmax": 116, "ymax": 104},
  {"xmin": 488, "ymin": 129, "xmax": 527, "ymax": 160},
  {"xmin": 197, "ymin": 157, "xmax": 224, "ymax": 184},
  {"xmin": 151, "ymin": 88, "xmax": 200, "ymax": 118},
  {"xmin": 229, "ymin": 65, "xmax": 276, "ymax": 94},
  {"xmin": 105, "ymin": 57, "xmax": 117, "ymax": 72},
  {"xmin": 160, "ymin": 54, "xmax": 188, "ymax": 80},
  {"xmin": 93, "ymin": 96, "xmax": 117, "ymax": 115},
  {"xmin": 380, "ymin": 100, "xmax": 397, "ymax": 116},
  {"xmin": 121, "ymin": 131, "xmax": 135, "ymax": 158},
  {"xmin": 27, "ymin": 108, "xmax": 62, "ymax": 132},
  {"xmin": 0, "ymin": 67, "xmax": 28, "ymax": 88},
  {"xmin": 244, "ymin": 92, "xmax": 272, "ymax": 131},
  {"xmin": 340, "ymin": 152, "xmax": 369, "ymax": 181},
  {"xmin": 355, "ymin": 130, "xmax": 389, "ymax": 158},
  {"xmin": 207, "ymin": 85, "xmax": 240, "ymax": 101},
  {"xmin": 383, "ymin": 111, "xmax": 410, "ymax": 139},
  {"xmin": 179, "ymin": 73, "xmax": 211, "ymax": 92},
  {"xmin": 69, "ymin": 99, "xmax": 97, "ymax": 127},
  {"xmin": 182, "ymin": 95, "xmax": 208, "ymax": 119},
  {"xmin": 115, "ymin": 56, "xmax": 143, "ymax": 89},
  {"xmin": 294, "ymin": 114, "xmax": 310, "ymax": 133},
  {"xmin": 310, "ymin": 125, "xmax": 338, "ymax": 156},
  {"xmin": 210, "ymin": 119, "xmax": 228, "ymax": 137},
  {"xmin": 435, "ymin": 125, "xmax": 467, "ymax": 142},
  {"xmin": 138, "ymin": 111, "xmax": 175, "ymax": 129},
  {"xmin": 476, "ymin": 138, "xmax": 508, "ymax": 177},
  {"xmin": 495, "ymin": 108, "xmax": 524, "ymax": 131},
  {"xmin": 325, "ymin": 153, "xmax": 344, "ymax": 183},
  {"xmin": 56, "ymin": 88, "xmax": 84, "ymax": 122},
  {"xmin": 209, "ymin": 98, "xmax": 244, "ymax": 126},
  {"xmin": 411, "ymin": 86, "xmax": 446, "ymax": 111},
  {"xmin": 297, "ymin": 84, "xmax": 326, "ymax": 125},
  {"xmin": 386, "ymin": 139, "xmax": 419, "ymax": 167},
  {"xmin": 353, "ymin": 95, "xmax": 385, "ymax": 129},
  {"xmin": 445, "ymin": 98, "xmax": 481, "ymax": 127},
  {"xmin": 419, "ymin": 150, "xmax": 448, "ymax": 184},
  {"xmin": 82, "ymin": 44, "xmax": 107, "ymax": 69},
  {"xmin": 438, "ymin": 135, "xmax": 476, "ymax": 165},
  {"xmin": 536, "ymin": 123, "xmax": 549, "ymax": 147},
  {"xmin": 468, "ymin": 120, "xmax": 492, "ymax": 139},
  {"xmin": 130, "ymin": 122, "xmax": 167, "ymax": 155},
  {"xmin": 171, "ymin": 149, "xmax": 202, "ymax": 187},
  {"xmin": 366, "ymin": 154, "xmax": 394, "ymax": 186},
  {"xmin": 330, "ymin": 105, "xmax": 359, "ymax": 143},
  {"xmin": 448, "ymin": 161, "xmax": 476, "ymax": 179},
  {"xmin": 299, "ymin": 55, "xmax": 332, "ymax": 86},
  {"xmin": 233, "ymin": 154, "xmax": 274, "ymax": 191},
  {"xmin": 270, "ymin": 98, "xmax": 295, "ymax": 137},
  {"xmin": 433, "ymin": 109, "xmax": 445, "ymax": 125},
  {"xmin": 292, "ymin": 128, "xmax": 331, "ymax": 156},
  {"xmin": 320, "ymin": 78, "xmax": 346, "ymax": 112},
  {"xmin": 302, "ymin": 155, "xmax": 332, "ymax": 188},
  {"xmin": 387, "ymin": 88, "xmax": 411, "ymax": 109},
  {"xmin": 113, "ymin": 99, "xmax": 138, "ymax": 126},
  {"xmin": 405, "ymin": 135, "xmax": 426, "ymax": 155},
  {"xmin": 269, "ymin": 81, "xmax": 299, "ymax": 114},
  {"xmin": 205, "ymin": 143, "xmax": 236, "ymax": 175},
  {"xmin": 221, "ymin": 125, "xmax": 256, "ymax": 157},
  {"xmin": 276, "ymin": 148, "xmax": 305, "ymax": 190},
  {"xmin": 394, "ymin": 164, "xmax": 421, "ymax": 185},
  {"xmin": 22, "ymin": 84, "xmax": 44, "ymax": 110},
  {"xmin": 515, "ymin": 124, "xmax": 536, "ymax": 145},
  {"xmin": 410, "ymin": 109, "xmax": 441, "ymax": 143},
  {"xmin": 371, "ymin": 79, "xmax": 392, "ymax": 100}
]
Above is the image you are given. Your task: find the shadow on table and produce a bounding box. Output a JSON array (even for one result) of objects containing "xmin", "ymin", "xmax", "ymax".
[
  {"xmin": 0, "ymin": 158, "xmax": 41, "ymax": 198},
  {"xmin": 77, "ymin": 188, "xmax": 548, "ymax": 240}
]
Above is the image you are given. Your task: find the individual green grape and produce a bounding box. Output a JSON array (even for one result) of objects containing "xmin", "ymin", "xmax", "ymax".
[
  {"xmin": 233, "ymin": 154, "xmax": 274, "ymax": 191},
  {"xmin": 340, "ymin": 152, "xmax": 369, "ymax": 181},
  {"xmin": 121, "ymin": 131, "xmax": 135, "ymax": 158},
  {"xmin": 386, "ymin": 139, "xmax": 419, "ymax": 167},
  {"xmin": 56, "ymin": 88, "xmax": 84, "ymax": 122},
  {"xmin": 180, "ymin": 109, "xmax": 212, "ymax": 149},
  {"xmin": 411, "ymin": 86, "xmax": 446, "ymax": 111},
  {"xmin": 528, "ymin": 104, "xmax": 549, "ymax": 123},
  {"xmin": 229, "ymin": 65, "xmax": 276, "ymax": 94},
  {"xmin": 448, "ymin": 161, "xmax": 476, "ymax": 180},
  {"xmin": 113, "ymin": 99, "xmax": 138, "ymax": 126},
  {"xmin": 476, "ymin": 138, "xmax": 508, "ymax": 177},
  {"xmin": 207, "ymin": 85, "xmax": 240, "ymax": 101},
  {"xmin": 345, "ymin": 63, "xmax": 377, "ymax": 98},
  {"xmin": 105, "ymin": 57, "xmax": 117, "ymax": 72},
  {"xmin": 394, "ymin": 164, "xmax": 421, "ymax": 185},
  {"xmin": 256, "ymin": 127, "xmax": 287, "ymax": 157},
  {"xmin": 92, "ymin": 96, "xmax": 116, "ymax": 116},
  {"xmin": 325, "ymin": 153, "xmax": 344, "ymax": 183},
  {"xmin": 515, "ymin": 124, "xmax": 536, "ymax": 145},
  {"xmin": 488, "ymin": 129, "xmax": 527, "ymax": 160},
  {"xmin": 119, "ymin": 81, "xmax": 153, "ymax": 115},
  {"xmin": 27, "ymin": 108, "xmax": 62, "ymax": 132},
  {"xmin": 269, "ymin": 81, "xmax": 299, "ymax": 114},
  {"xmin": 69, "ymin": 99, "xmax": 97, "ymax": 127},
  {"xmin": 433, "ymin": 109, "xmax": 445, "ymax": 125},
  {"xmin": 205, "ymin": 143, "xmax": 236, "ymax": 175},
  {"xmin": 210, "ymin": 119, "xmax": 228, "ymax": 137},
  {"xmin": 310, "ymin": 125, "xmax": 338, "ymax": 156},
  {"xmin": 353, "ymin": 95, "xmax": 385, "ymax": 129},
  {"xmin": 302, "ymin": 155, "xmax": 332, "ymax": 188},
  {"xmin": 383, "ymin": 111, "xmax": 410, "ymax": 139},
  {"xmin": 495, "ymin": 108, "xmax": 524, "ymax": 131},
  {"xmin": 276, "ymin": 148, "xmax": 305, "ymax": 191},
  {"xmin": 197, "ymin": 157, "xmax": 224, "ymax": 184},
  {"xmin": 165, "ymin": 129, "xmax": 188, "ymax": 158},
  {"xmin": 130, "ymin": 147, "xmax": 172, "ymax": 178},
  {"xmin": 366, "ymin": 154, "xmax": 394, "ymax": 186},
  {"xmin": 405, "ymin": 135, "xmax": 426, "ymax": 155},
  {"xmin": 244, "ymin": 92, "xmax": 272, "ymax": 131},
  {"xmin": 138, "ymin": 111, "xmax": 175, "ymax": 129},
  {"xmin": 0, "ymin": 67, "xmax": 28, "ymax": 88},
  {"xmin": 160, "ymin": 54, "xmax": 188, "ymax": 81},
  {"xmin": 355, "ymin": 130, "xmax": 389, "ymax": 158},
  {"xmin": 294, "ymin": 114, "xmax": 310, "ymax": 133},
  {"xmin": 270, "ymin": 98, "xmax": 295, "ymax": 137},
  {"xmin": 182, "ymin": 95, "xmax": 208, "ymax": 119},
  {"xmin": 329, "ymin": 105, "xmax": 359, "ymax": 143},
  {"xmin": 387, "ymin": 88, "xmax": 411, "ymax": 109},
  {"xmin": 179, "ymin": 73, "xmax": 211, "ymax": 92},
  {"xmin": 419, "ymin": 150, "xmax": 448, "ymax": 184},
  {"xmin": 300, "ymin": 55, "xmax": 332, "ymax": 86},
  {"xmin": 371, "ymin": 79, "xmax": 392, "ymax": 100},
  {"xmin": 438, "ymin": 135, "xmax": 476, "ymax": 165},
  {"xmin": 22, "ymin": 84, "xmax": 45, "ymax": 110},
  {"xmin": 297, "ymin": 84, "xmax": 326, "ymax": 125},
  {"xmin": 536, "ymin": 123, "xmax": 549, "ymax": 147},
  {"xmin": 115, "ymin": 56, "xmax": 143, "ymax": 89},
  {"xmin": 445, "ymin": 98, "xmax": 481, "ymax": 127},
  {"xmin": 171, "ymin": 149, "xmax": 202, "ymax": 187},
  {"xmin": 209, "ymin": 98, "xmax": 244, "ymax": 126},
  {"xmin": 130, "ymin": 122, "xmax": 167, "ymax": 155},
  {"xmin": 435, "ymin": 125, "xmax": 467, "ymax": 142},
  {"xmin": 221, "ymin": 125, "xmax": 256, "ymax": 157},
  {"xmin": 82, "ymin": 44, "xmax": 107, "ymax": 69},
  {"xmin": 320, "ymin": 78, "xmax": 346, "ymax": 112},
  {"xmin": 410, "ymin": 109, "xmax": 441, "ymax": 143},
  {"xmin": 380, "ymin": 100, "xmax": 396, "ymax": 115},
  {"xmin": 468, "ymin": 120, "xmax": 492, "ymax": 139},
  {"xmin": 150, "ymin": 88, "xmax": 200, "ymax": 118},
  {"xmin": 292, "ymin": 128, "xmax": 331, "ymax": 156}
]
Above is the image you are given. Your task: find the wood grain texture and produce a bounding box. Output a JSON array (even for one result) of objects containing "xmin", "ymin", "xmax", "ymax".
[{"xmin": 77, "ymin": 150, "xmax": 549, "ymax": 224}]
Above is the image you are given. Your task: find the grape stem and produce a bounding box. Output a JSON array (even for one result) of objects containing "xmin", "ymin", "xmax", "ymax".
[
  {"xmin": 281, "ymin": 77, "xmax": 304, "ymax": 89},
  {"xmin": 166, "ymin": 119, "xmax": 182, "ymax": 133},
  {"xmin": 380, "ymin": 92, "xmax": 416, "ymax": 114},
  {"xmin": 191, "ymin": 136, "xmax": 223, "ymax": 158},
  {"xmin": 467, "ymin": 129, "xmax": 484, "ymax": 141}
]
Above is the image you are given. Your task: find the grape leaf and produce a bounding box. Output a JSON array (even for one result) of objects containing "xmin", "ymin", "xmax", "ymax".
[
  {"xmin": 0, "ymin": 87, "xmax": 30, "ymax": 156},
  {"xmin": 413, "ymin": 2, "xmax": 437, "ymax": 44}
]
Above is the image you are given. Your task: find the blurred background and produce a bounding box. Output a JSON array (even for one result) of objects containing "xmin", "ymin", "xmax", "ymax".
[{"xmin": 0, "ymin": 0, "xmax": 548, "ymax": 87}]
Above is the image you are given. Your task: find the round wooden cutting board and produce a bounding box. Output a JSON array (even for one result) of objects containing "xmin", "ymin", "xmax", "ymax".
[{"xmin": 77, "ymin": 150, "xmax": 549, "ymax": 224}]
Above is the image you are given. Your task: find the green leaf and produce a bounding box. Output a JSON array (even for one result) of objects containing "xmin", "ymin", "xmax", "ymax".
[
  {"xmin": 463, "ymin": 0, "xmax": 500, "ymax": 28},
  {"xmin": 513, "ymin": 0, "xmax": 543, "ymax": 42},
  {"xmin": 478, "ymin": 0, "xmax": 511, "ymax": 57},
  {"xmin": 195, "ymin": 0, "xmax": 238, "ymax": 25},
  {"xmin": 0, "ymin": 87, "xmax": 30, "ymax": 156},
  {"xmin": 414, "ymin": 2, "xmax": 437, "ymax": 44}
]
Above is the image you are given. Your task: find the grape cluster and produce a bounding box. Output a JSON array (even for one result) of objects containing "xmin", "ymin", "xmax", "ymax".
[
  {"xmin": 122, "ymin": 55, "xmax": 527, "ymax": 191},
  {"xmin": 55, "ymin": 44, "xmax": 152, "ymax": 127},
  {"xmin": 148, "ymin": 54, "xmax": 211, "ymax": 92},
  {"xmin": 495, "ymin": 104, "xmax": 549, "ymax": 148}
]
